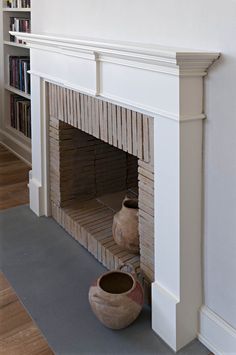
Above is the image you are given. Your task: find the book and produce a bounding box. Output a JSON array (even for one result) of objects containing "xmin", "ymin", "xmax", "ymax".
[
  {"xmin": 10, "ymin": 17, "xmax": 31, "ymax": 44},
  {"xmin": 10, "ymin": 94, "xmax": 31, "ymax": 138},
  {"xmin": 9, "ymin": 55, "xmax": 30, "ymax": 94},
  {"xmin": 6, "ymin": 0, "xmax": 30, "ymax": 8}
]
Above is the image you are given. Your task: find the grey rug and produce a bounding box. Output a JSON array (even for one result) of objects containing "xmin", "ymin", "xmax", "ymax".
[{"xmin": 0, "ymin": 205, "xmax": 209, "ymax": 355}]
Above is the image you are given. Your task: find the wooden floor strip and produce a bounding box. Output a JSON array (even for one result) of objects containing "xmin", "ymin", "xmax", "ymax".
[
  {"xmin": 0, "ymin": 144, "xmax": 30, "ymax": 210},
  {"xmin": 0, "ymin": 273, "xmax": 53, "ymax": 355}
]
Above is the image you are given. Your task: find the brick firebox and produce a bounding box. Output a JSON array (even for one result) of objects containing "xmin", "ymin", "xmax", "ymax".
[{"xmin": 48, "ymin": 83, "xmax": 154, "ymax": 288}]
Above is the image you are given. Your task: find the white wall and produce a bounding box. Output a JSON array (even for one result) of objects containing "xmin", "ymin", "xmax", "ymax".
[{"xmin": 32, "ymin": 0, "xmax": 236, "ymax": 331}]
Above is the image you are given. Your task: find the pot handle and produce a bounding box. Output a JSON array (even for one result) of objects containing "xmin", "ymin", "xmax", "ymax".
[{"xmin": 117, "ymin": 263, "xmax": 139, "ymax": 277}]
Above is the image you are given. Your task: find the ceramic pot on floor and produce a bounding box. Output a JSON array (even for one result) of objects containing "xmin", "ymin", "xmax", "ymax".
[
  {"xmin": 89, "ymin": 264, "xmax": 144, "ymax": 330},
  {"xmin": 112, "ymin": 198, "xmax": 139, "ymax": 254}
]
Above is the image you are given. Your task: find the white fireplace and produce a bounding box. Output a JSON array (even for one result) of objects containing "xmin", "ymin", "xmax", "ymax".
[{"xmin": 12, "ymin": 31, "xmax": 220, "ymax": 352}]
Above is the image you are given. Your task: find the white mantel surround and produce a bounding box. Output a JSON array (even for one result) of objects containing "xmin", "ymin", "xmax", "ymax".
[{"xmin": 12, "ymin": 32, "xmax": 220, "ymax": 352}]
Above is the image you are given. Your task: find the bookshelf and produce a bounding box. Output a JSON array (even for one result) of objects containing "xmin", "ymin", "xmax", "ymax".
[{"xmin": 0, "ymin": 0, "xmax": 31, "ymax": 164}]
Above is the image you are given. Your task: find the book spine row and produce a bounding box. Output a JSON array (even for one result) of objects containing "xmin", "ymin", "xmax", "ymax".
[
  {"xmin": 10, "ymin": 94, "xmax": 31, "ymax": 138},
  {"xmin": 10, "ymin": 17, "xmax": 30, "ymax": 43},
  {"xmin": 9, "ymin": 56, "xmax": 31, "ymax": 94},
  {"xmin": 6, "ymin": 0, "xmax": 30, "ymax": 8}
]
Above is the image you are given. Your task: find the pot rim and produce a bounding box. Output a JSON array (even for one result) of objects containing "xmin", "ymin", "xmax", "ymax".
[
  {"xmin": 97, "ymin": 270, "xmax": 136, "ymax": 296},
  {"xmin": 122, "ymin": 198, "xmax": 138, "ymax": 210}
]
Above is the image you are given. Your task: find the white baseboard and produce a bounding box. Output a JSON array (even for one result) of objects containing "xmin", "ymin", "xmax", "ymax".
[
  {"xmin": 0, "ymin": 128, "xmax": 31, "ymax": 166},
  {"xmin": 199, "ymin": 306, "xmax": 236, "ymax": 355},
  {"xmin": 152, "ymin": 281, "xmax": 179, "ymax": 351},
  {"xmin": 0, "ymin": 140, "xmax": 31, "ymax": 166},
  {"xmin": 29, "ymin": 177, "xmax": 44, "ymax": 216},
  {"xmin": 152, "ymin": 281, "xmax": 199, "ymax": 352}
]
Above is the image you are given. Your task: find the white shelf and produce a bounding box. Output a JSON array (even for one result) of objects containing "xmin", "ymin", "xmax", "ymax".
[
  {"xmin": 3, "ymin": 8, "xmax": 31, "ymax": 12},
  {"xmin": 4, "ymin": 40, "xmax": 29, "ymax": 49},
  {"xmin": 5, "ymin": 85, "xmax": 31, "ymax": 100}
]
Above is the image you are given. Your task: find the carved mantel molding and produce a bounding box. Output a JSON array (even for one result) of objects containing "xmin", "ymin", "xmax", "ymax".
[{"xmin": 11, "ymin": 32, "xmax": 220, "ymax": 121}]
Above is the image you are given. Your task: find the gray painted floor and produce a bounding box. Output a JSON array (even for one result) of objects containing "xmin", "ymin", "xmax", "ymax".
[{"xmin": 0, "ymin": 206, "xmax": 209, "ymax": 355}]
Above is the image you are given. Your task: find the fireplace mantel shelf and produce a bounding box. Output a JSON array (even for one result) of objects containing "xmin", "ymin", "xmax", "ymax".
[{"xmin": 11, "ymin": 32, "xmax": 220, "ymax": 76}]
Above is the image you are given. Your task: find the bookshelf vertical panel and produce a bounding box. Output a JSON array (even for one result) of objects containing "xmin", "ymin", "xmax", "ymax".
[{"xmin": 1, "ymin": 0, "xmax": 32, "ymax": 163}]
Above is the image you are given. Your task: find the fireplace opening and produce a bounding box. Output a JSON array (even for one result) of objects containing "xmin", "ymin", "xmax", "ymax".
[
  {"xmin": 48, "ymin": 84, "xmax": 154, "ymax": 297},
  {"xmin": 50, "ymin": 120, "xmax": 140, "ymax": 268}
]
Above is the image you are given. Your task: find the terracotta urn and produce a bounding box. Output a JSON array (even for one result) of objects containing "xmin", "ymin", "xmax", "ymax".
[
  {"xmin": 89, "ymin": 264, "xmax": 144, "ymax": 330},
  {"xmin": 112, "ymin": 198, "xmax": 139, "ymax": 254}
]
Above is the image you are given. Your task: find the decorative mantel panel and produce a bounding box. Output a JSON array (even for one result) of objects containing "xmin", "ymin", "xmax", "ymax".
[{"xmin": 13, "ymin": 31, "xmax": 220, "ymax": 352}]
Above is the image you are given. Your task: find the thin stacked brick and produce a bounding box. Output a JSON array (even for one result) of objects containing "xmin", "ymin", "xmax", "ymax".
[
  {"xmin": 49, "ymin": 84, "xmax": 152, "ymax": 162},
  {"xmin": 48, "ymin": 83, "xmax": 154, "ymax": 284},
  {"xmin": 51, "ymin": 199, "xmax": 140, "ymax": 273}
]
